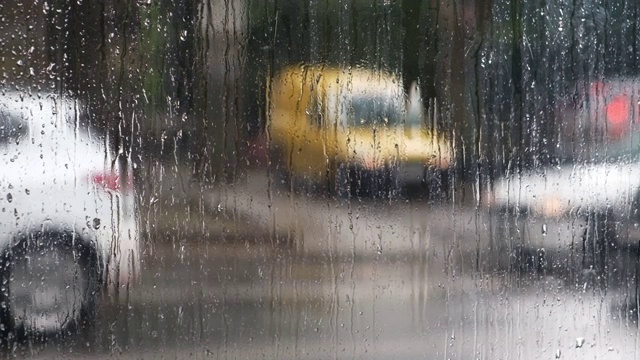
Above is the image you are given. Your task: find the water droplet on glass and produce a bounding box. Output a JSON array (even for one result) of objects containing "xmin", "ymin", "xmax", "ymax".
[
  {"xmin": 16, "ymin": 60, "xmax": 24, "ymax": 67},
  {"xmin": 6, "ymin": 193, "xmax": 12, "ymax": 203},
  {"xmin": 576, "ymin": 337, "xmax": 585, "ymax": 348},
  {"xmin": 375, "ymin": 243, "xmax": 383, "ymax": 254},
  {"xmin": 556, "ymin": 349, "xmax": 561, "ymax": 358},
  {"xmin": 542, "ymin": 224, "xmax": 548, "ymax": 236}
]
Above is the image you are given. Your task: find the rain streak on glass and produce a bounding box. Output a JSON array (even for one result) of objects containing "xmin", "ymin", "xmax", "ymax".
[{"xmin": 1, "ymin": 0, "xmax": 640, "ymax": 359}]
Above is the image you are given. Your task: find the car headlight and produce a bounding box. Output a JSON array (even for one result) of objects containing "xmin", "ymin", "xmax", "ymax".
[
  {"xmin": 350, "ymin": 143, "xmax": 379, "ymax": 170},
  {"xmin": 484, "ymin": 187, "xmax": 567, "ymax": 218},
  {"xmin": 483, "ymin": 188, "xmax": 496, "ymax": 207},
  {"xmin": 360, "ymin": 152, "xmax": 377, "ymax": 170},
  {"xmin": 534, "ymin": 195, "xmax": 567, "ymax": 218}
]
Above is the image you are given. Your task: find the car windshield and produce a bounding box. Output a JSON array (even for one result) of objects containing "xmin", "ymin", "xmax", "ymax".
[{"xmin": 341, "ymin": 95, "xmax": 403, "ymax": 127}]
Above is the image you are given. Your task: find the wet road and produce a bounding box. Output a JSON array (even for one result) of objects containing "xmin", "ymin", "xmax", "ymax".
[{"xmin": 10, "ymin": 171, "xmax": 640, "ymax": 359}]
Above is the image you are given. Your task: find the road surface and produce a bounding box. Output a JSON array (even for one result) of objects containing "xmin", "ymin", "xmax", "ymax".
[{"xmin": 9, "ymin": 169, "xmax": 640, "ymax": 359}]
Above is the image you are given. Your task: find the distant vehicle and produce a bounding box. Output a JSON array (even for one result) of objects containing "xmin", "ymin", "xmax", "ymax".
[
  {"xmin": 267, "ymin": 65, "xmax": 452, "ymax": 198},
  {"xmin": 0, "ymin": 92, "xmax": 140, "ymax": 337},
  {"xmin": 556, "ymin": 76, "xmax": 640, "ymax": 160},
  {"xmin": 487, "ymin": 76, "xmax": 640, "ymax": 274}
]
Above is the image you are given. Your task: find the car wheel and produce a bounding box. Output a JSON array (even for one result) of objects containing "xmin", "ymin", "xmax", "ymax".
[
  {"xmin": 334, "ymin": 164, "xmax": 351, "ymax": 200},
  {"xmin": 0, "ymin": 232, "xmax": 100, "ymax": 340},
  {"xmin": 423, "ymin": 166, "xmax": 448, "ymax": 203},
  {"xmin": 488, "ymin": 207, "xmax": 515, "ymax": 273},
  {"xmin": 383, "ymin": 165, "xmax": 401, "ymax": 200},
  {"xmin": 489, "ymin": 209, "xmax": 547, "ymax": 276},
  {"xmin": 581, "ymin": 210, "xmax": 617, "ymax": 280}
]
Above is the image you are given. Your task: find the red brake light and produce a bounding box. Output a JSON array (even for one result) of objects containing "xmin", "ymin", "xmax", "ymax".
[
  {"xmin": 606, "ymin": 95, "xmax": 630, "ymax": 125},
  {"xmin": 587, "ymin": 81, "xmax": 633, "ymax": 139},
  {"xmin": 606, "ymin": 94, "xmax": 631, "ymax": 139},
  {"xmin": 91, "ymin": 172, "xmax": 132, "ymax": 192}
]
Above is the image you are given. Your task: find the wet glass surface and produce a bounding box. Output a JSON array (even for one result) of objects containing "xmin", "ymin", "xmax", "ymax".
[{"xmin": 3, "ymin": 0, "xmax": 640, "ymax": 359}]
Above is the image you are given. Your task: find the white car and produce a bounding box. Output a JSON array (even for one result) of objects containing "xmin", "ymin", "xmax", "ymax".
[
  {"xmin": 0, "ymin": 92, "xmax": 140, "ymax": 336},
  {"xmin": 486, "ymin": 76, "xmax": 640, "ymax": 275},
  {"xmin": 487, "ymin": 162, "xmax": 640, "ymax": 269}
]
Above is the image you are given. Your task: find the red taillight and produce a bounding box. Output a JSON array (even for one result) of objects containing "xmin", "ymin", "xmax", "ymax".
[
  {"xmin": 91, "ymin": 172, "xmax": 132, "ymax": 192},
  {"xmin": 605, "ymin": 94, "xmax": 631, "ymax": 139},
  {"xmin": 606, "ymin": 95, "xmax": 630, "ymax": 125},
  {"xmin": 590, "ymin": 81, "xmax": 633, "ymax": 139}
]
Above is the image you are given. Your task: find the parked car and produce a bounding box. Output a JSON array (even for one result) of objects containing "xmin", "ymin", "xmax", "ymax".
[
  {"xmin": 267, "ymin": 65, "xmax": 452, "ymax": 198},
  {"xmin": 0, "ymin": 92, "xmax": 140, "ymax": 337},
  {"xmin": 486, "ymin": 76, "xmax": 640, "ymax": 275}
]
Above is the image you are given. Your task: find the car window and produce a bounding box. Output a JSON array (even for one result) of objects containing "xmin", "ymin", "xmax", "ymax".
[{"xmin": 344, "ymin": 95, "xmax": 404, "ymax": 126}]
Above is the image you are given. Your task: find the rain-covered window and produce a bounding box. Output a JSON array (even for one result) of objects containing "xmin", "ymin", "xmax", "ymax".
[
  {"xmin": 3, "ymin": 0, "xmax": 640, "ymax": 358},
  {"xmin": 0, "ymin": 114, "xmax": 27, "ymax": 146}
]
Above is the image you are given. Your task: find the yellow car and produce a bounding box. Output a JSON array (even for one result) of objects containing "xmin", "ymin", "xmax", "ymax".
[{"xmin": 267, "ymin": 65, "xmax": 452, "ymax": 197}]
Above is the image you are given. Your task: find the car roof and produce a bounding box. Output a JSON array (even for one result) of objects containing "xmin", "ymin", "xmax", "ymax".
[{"xmin": 274, "ymin": 65, "xmax": 403, "ymax": 95}]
